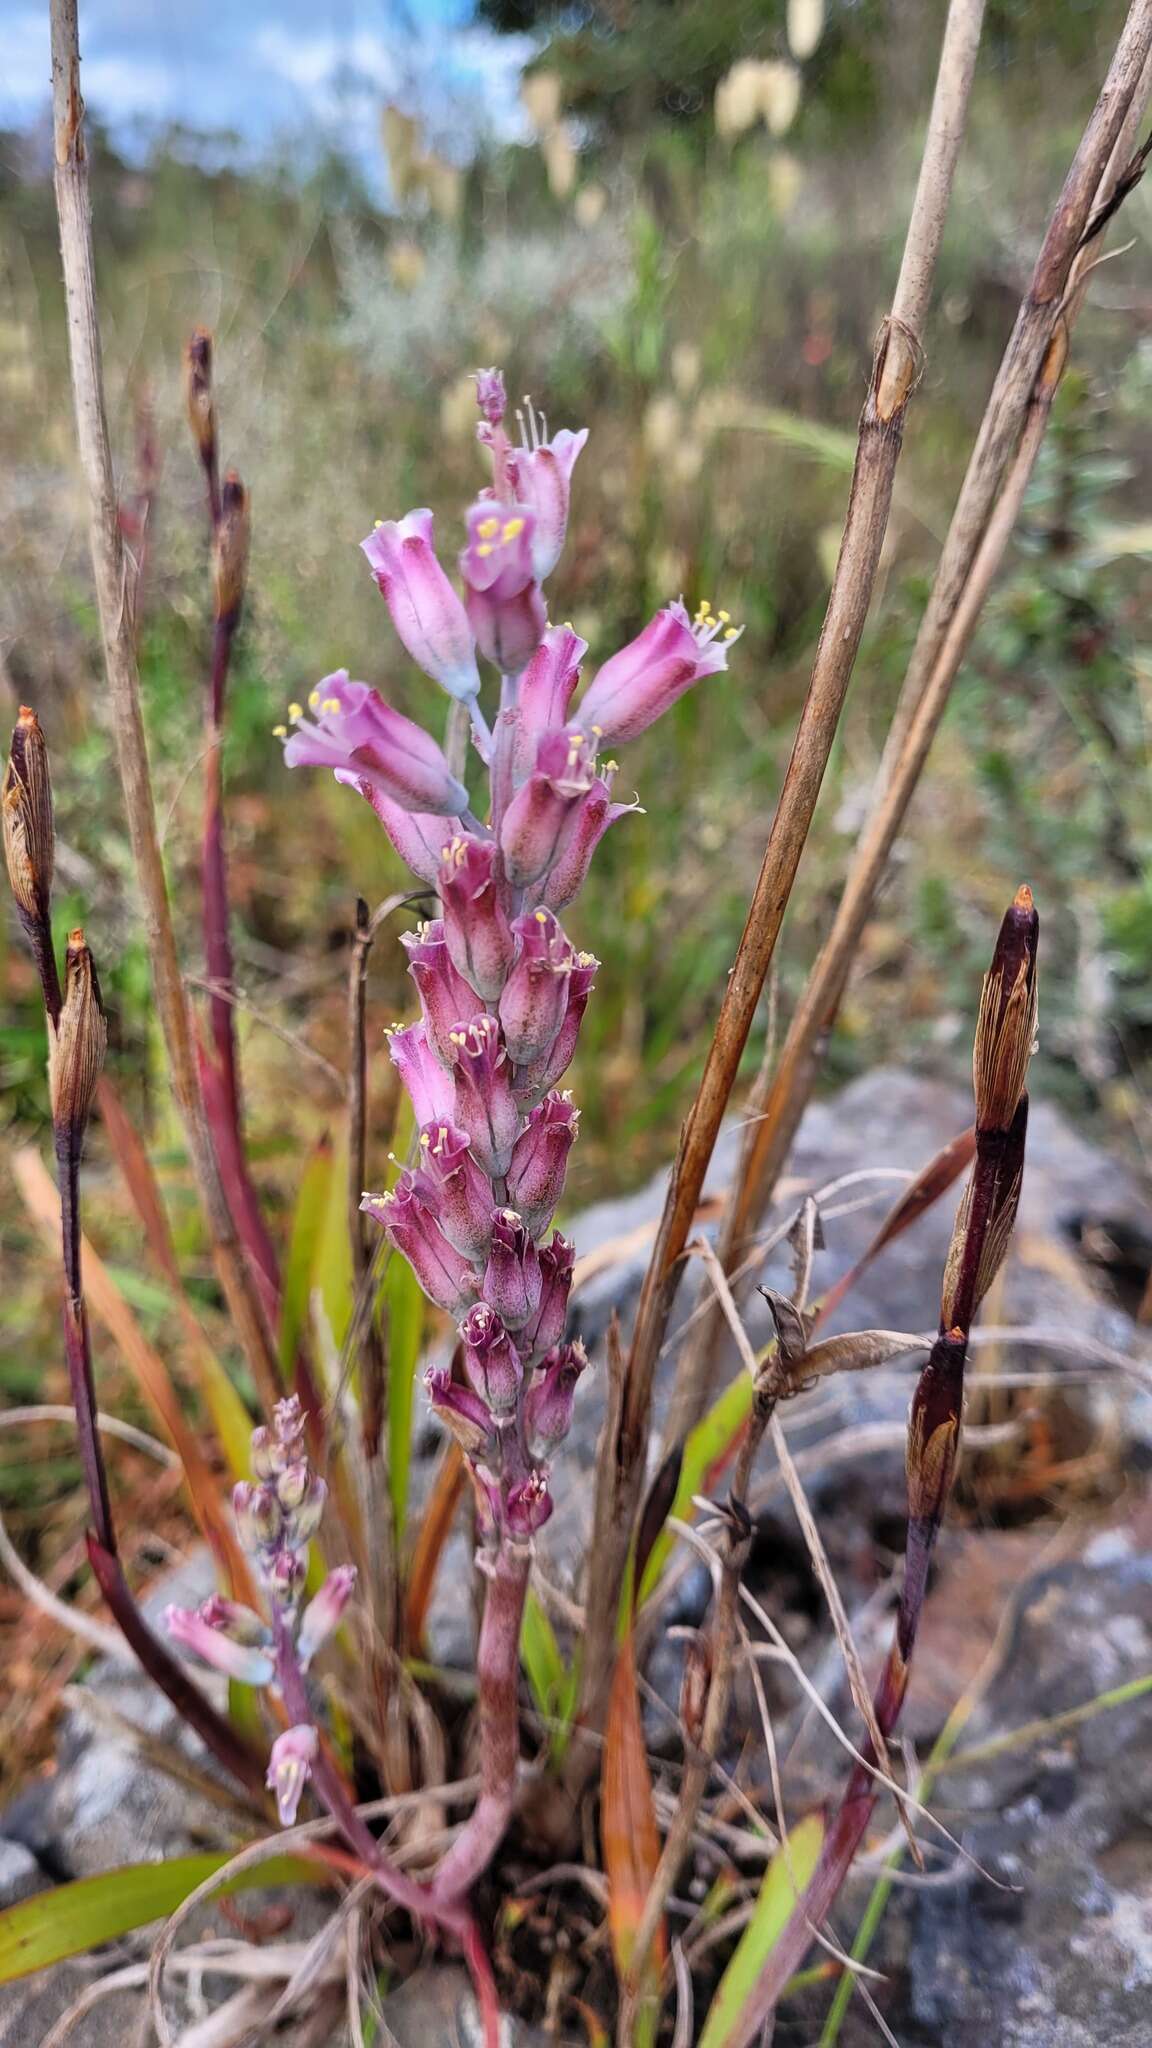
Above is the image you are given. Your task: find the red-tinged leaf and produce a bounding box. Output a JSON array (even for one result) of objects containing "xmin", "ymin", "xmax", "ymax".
[
  {"xmin": 601, "ymin": 1630, "xmax": 666, "ymax": 1983},
  {"xmin": 405, "ymin": 1439, "xmax": 466, "ymax": 1652}
]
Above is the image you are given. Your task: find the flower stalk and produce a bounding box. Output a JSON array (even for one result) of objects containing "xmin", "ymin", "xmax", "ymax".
[{"xmin": 281, "ymin": 364, "xmax": 741, "ymax": 1907}]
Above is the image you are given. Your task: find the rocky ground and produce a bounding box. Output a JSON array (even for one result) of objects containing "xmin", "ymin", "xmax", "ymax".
[{"xmin": 3, "ymin": 1071, "xmax": 1151, "ymax": 2045}]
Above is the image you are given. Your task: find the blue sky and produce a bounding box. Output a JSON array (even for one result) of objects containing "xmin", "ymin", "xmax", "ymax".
[{"xmin": 0, "ymin": 1, "xmax": 537, "ymax": 179}]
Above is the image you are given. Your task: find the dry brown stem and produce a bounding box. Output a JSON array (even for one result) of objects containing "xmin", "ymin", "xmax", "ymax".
[
  {"xmin": 48, "ymin": 0, "xmax": 281, "ymax": 1411},
  {"xmin": 576, "ymin": 0, "xmax": 988, "ymax": 1757}
]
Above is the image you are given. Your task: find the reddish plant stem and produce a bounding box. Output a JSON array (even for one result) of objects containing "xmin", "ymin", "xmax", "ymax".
[{"xmin": 431, "ymin": 1535, "xmax": 532, "ymax": 1902}]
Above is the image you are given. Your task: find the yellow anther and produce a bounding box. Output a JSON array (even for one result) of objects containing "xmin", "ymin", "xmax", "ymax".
[
  {"xmin": 724, "ymin": 627, "xmax": 739, "ymax": 641},
  {"xmin": 604, "ymin": 758, "xmax": 618, "ymax": 773},
  {"xmin": 287, "ymin": 701, "xmax": 303, "ymax": 720},
  {"xmin": 590, "ymin": 723, "xmax": 603, "ymax": 737},
  {"xmin": 272, "ymin": 724, "xmax": 288, "ymax": 738},
  {"xmin": 475, "ymin": 542, "xmax": 494, "ymax": 558},
  {"xmin": 535, "ymin": 908, "xmax": 548, "ymax": 923},
  {"xmin": 322, "ymin": 697, "xmax": 342, "ymax": 714},
  {"xmin": 418, "ymin": 1132, "xmax": 430, "ymax": 1148},
  {"xmin": 563, "ymin": 620, "xmax": 574, "ymax": 631},
  {"xmin": 477, "ymin": 515, "xmax": 500, "ymax": 540},
  {"xmin": 717, "ymin": 609, "xmax": 730, "ymax": 623},
  {"xmin": 374, "ymin": 519, "xmax": 384, "ymax": 528},
  {"xmin": 308, "ymin": 689, "xmax": 321, "ymax": 709},
  {"xmin": 501, "ymin": 517, "xmax": 525, "ymax": 542}
]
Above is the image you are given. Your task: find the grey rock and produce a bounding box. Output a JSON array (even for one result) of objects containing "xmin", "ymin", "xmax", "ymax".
[{"xmin": 0, "ymin": 1835, "xmax": 43, "ymax": 1908}]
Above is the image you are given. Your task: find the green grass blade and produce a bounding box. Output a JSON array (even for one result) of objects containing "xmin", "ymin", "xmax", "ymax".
[
  {"xmin": 698, "ymin": 1813, "xmax": 825, "ymax": 2048},
  {"xmin": 0, "ymin": 1852, "xmax": 329, "ymax": 1984},
  {"xmin": 520, "ymin": 1585, "xmax": 578, "ymax": 1760}
]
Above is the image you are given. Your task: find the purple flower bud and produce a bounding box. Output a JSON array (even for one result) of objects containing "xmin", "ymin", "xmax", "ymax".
[
  {"xmin": 233, "ymin": 1481, "xmax": 282, "ymax": 1551},
  {"xmin": 460, "ymin": 502, "xmax": 545, "ymax": 673},
  {"xmin": 282, "ymin": 674, "xmax": 469, "ymax": 814},
  {"xmin": 386, "ymin": 1020, "xmax": 455, "ymax": 1127},
  {"xmin": 538, "ymin": 769, "xmax": 641, "ymax": 913},
  {"xmin": 520, "ymin": 1229, "xmax": 575, "ymax": 1360},
  {"xmin": 466, "ymin": 579, "xmax": 548, "ymax": 678},
  {"xmin": 249, "ymin": 1426, "xmax": 275, "ymax": 1480},
  {"xmin": 165, "ymin": 1602, "xmax": 275, "ymax": 1687},
  {"xmin": 524, "ymin": 1340, "xmax": 589, "ymax": 1453},
  {"xmin": 514, "ymin": 952, "xmax": 598, "ymax": 1102},
  {"xmin": 275, "ymin": 1461, "xmax": 311, "ymax": 1512},
  {"xmin": 482, "ymin": 1208, "xmax": 542, "ymax": 1331},
  {"xmin": 401, "ymin": 919, "xmax": 481, "ymax": 1065},
  {"xmin": 362, "ymin": 510, "xmax": 480, "ymax": 701},
  {"xmin": 577, "ymin": 598, "xmax": 742, "ymax": 744},
  {"xmin": 414, "ymin": 1119, "xmax": 494, "ymax": 1262},
  {"xmin": 267, "ymin": 1724, "xmax": 319, "ymax": 1827},
  {"xmin": 459, "ymin": 1301, "xmax": 523, "ymax": 1415},
  {"xmin": 265, "ymin": 1548, "xmax": 307, "ymax": 1607},
  {"xmin": 474, "ymin": 367, "xmax": 507, "ymax": 426},
  {"xmin": 425, "ymin": 1363, "xmax": 495, "ymax": 1458},
  {"xmin": 499, "ymin": 909, "xmax": 575, "ymax": 1068},
  {"xmin": 505, "ymin": 1468, "xmax": 554, "ymax": 1536},
  {"xmin": 298, "ymin": 1564, "xmax": 358, "ymax": 1669},
  {"xmin": 439, "ymin": 836, "xmax": 516, "ymax": 1003},
  {"xmin": 289, "ymin": 1474, "xmax": 328, "ymax": 1544},
  {"xmin": 448, "ymin": 1015, "xmax": 522, "ymax": 1178},
  {"xmin": 512, "ymin": 623, "xmax": 587, "ymax": 783},
  {"xmin": 361, "ymin": 1176, "xmax": 479, "ymax": 1317},
  {"xmin": 506, "ymin": 1089, "xmax": 579, "ymax": 1235},
  {"xmin": 339, "ymin": 775, "xmax": 452, "ymax": 886},
  {"xmin": 272, "ymin": 1396, "xmax": 306, "ymax": 1449},
  {"xmin": 505, "ymin": 416, "xmax": 589, "ymax": 581},
  {"xmin": 499, "ymin": 728, "xmax": 597, "ymax": 890},
  {"xmin": 199, "ymin": 1595, "xmax": 272, "ymax": 1647}
]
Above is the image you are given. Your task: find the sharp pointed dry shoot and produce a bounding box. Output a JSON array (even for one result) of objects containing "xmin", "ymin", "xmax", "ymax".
[{"xmin": 716, "ymin": 888, "xmax": 1039, "ymax": 2048}]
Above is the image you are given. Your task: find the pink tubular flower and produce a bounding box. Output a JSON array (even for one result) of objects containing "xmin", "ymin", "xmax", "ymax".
[
  {"xmin": 362, "ymin": 1177, "xmax": 478, "ymax": 1316},
  {"xmin": 361, "ymin": 510, "xmax": 480, "ymax": 701},
  {"xmin": 386, "ymin": 1021, "xmax": 455, "ymax": 1127},
  {"xmin": 459, "ymin": 1301, "xmax": 523, "ymax": 1415},
  {"xmin": 425, "ymin": 1363, "xmax": 496, "ymax": 1457},
  {"xmin": 507, "ymin": 1089, "xmax": 579, "ymax": 1236},
  {"xmin": 505, "ymin": 404, "xmax": 589, "ymax": 581},
  {"xmin": 401, "ymin": 919, "xmax": 482, "ymax": 1065},
  {"xmin": 500, "ymin": 729, "xmax": 597, "ymax": 889},
  {"xmin": 339, "ymin": 776, "xmax": 451, "ymax": 886},
  {"xmin": 267, "ymin": 1724, "xmax": 319, "ymax": 1827},
  {"xmin": 482, "ymin": 1208, "xmax": 542, "ymax": 1330},
  {"xmin": 460, "ymin": 502, "xmax": 546, "ymax": 674},
  {"xmin": 577, "ymin": 599, "xmax": 742, "ymax": 744},
  {"xmin": 520, "ymin": 1229, "xmax": 575, "ymax": 1360},
  {"xmin": 513, "ymin": 623, "xmax": 588, "ymax": 781},
  {"xmin": 298, "ymin": 1565, "xmax": 358, "ymax": 1669},
  {"xmin": 414, "ymin": 1118, "xmax": 494, "ymax": 1261},
  {"xmin": 524, "ymin": 1340, "xmax": 589, "ymax": 1453},
  {"xmin": 232, "ymin": 1480, "xmax": 282, "ymax": 1551},
  {"xmin": 439, "ymin": 836, "xmax": 517, "ymax": 1004},
  {"xmin": 505, "ymin": 1468, "xmax": 553, "ymax": 1536},
  {"xmin": 499, "ymin": 909, "xmax": 575, "ymax": 1068},
  {"xmin": 514, "ymin": 951, "xmax": 598, "ymax": 1102},
  {"xmin": 165, "ymin": 1603, "xmax": 275, "ymax": 1687},
  {"xmin": 448, "ymin": 1015, "xmax": 522, "ymax": 1177},
  {"xmin": 282, "ymin": 673, "xmax": 468, "ymax": 814},
  {"xmin": 537, "ymin": 769, "xmax": 641, "ymax": 913}
]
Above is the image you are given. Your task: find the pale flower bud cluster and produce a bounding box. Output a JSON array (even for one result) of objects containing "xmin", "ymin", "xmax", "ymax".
[{"xmin": 166, "ymin": 1395, "xmax": 356, "ymax": 1824}]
